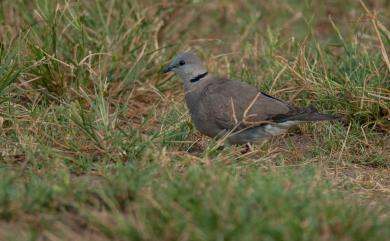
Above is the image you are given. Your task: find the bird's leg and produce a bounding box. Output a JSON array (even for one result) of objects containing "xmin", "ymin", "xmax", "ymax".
[
  {"xmin": 217, "ymin": 145, "xmax": 225, "ymax": 151},
  {"xmin": 240, "ymin": 143, "xmax": 254, "ymax": 154},
  {"xmin": 247, "ymin": 143, "xmax": 254, "ymax": 152}
]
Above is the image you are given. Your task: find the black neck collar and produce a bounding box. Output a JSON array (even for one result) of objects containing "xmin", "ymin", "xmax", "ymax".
[{"xmin": 190, "ymin": 72, "xmax": 208, "ymax": 83}]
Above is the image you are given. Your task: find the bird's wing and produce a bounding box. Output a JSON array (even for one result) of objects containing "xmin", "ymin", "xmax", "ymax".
[{"xmin": 200, "ymin": 77, "xmax": 300, "ymax": 130}]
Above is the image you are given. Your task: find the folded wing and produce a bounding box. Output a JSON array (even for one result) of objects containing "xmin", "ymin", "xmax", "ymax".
[{"xmin": 200, "ymin": 78, "xmax": 297, "ymax": 130}]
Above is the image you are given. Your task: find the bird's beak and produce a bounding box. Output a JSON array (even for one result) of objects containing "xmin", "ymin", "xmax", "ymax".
[{"xmin": 162, "ymin": 65, "xmax": 172, "ymax": 73}]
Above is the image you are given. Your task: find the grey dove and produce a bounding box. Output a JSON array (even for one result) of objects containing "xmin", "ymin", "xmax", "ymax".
[{"xmin": 163, "ymin": 52, "xmax": 339, "ymax": 145}]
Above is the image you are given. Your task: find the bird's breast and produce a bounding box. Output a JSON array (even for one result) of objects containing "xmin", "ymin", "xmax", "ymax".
[{"xmin": 185, "ymin": 94, "xmax": 221, "ymax": 138}]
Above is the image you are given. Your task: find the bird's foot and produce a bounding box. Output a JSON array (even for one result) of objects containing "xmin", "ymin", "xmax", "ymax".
[{"xmin": 240, "ymin": 143, "xmax": 254, "ymax": 154}]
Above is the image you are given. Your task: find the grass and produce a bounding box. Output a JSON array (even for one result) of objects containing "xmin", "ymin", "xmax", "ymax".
[{"xmin": 0, "ymin": 0, "xmax": 389, "ymax": 240}]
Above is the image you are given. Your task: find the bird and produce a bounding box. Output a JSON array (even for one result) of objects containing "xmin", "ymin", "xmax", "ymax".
[{"xmin": 163, "ymin": 52, "xmax": 340, "ymax": 145}]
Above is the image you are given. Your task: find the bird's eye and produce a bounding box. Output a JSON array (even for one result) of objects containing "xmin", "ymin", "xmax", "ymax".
[{"xmin": 179, "ymin": 60, "xmax": 185, "ymax": 66}]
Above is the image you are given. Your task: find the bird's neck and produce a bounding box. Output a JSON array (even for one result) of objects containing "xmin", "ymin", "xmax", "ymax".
[
  {"xmin": 189, "ymin": 72, "xmax": 208, "ymax": 83},
  {"xmin": 183, "ymin": 72, "xmax": 210, "ymax": 93}
]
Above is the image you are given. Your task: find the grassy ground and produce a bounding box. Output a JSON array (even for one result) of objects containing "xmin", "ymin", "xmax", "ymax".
[{"xmin": 0, "ymin": 0, "xmax": 389, "ymax": 240}]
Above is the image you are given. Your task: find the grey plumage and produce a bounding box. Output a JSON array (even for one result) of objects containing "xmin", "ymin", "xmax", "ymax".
[{"xmin": 164, "ymin": 52, "xmax": 339, "ymax": 145}]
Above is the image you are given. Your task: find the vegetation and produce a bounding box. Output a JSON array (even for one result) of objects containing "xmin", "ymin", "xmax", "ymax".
[{"xmin": 0, "ymin": 0, "xmax": 389, "ymax": 240}]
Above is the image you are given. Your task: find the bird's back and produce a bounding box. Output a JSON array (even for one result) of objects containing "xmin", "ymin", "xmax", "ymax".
[{"xmin": 185, "ymin": 76, "xmax": 292, "ymax": 137}]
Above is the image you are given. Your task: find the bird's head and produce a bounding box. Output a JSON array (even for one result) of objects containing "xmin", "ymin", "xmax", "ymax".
[{"xmin": 163, "ymin": 52, "xmax": 208, "ymax": 84}]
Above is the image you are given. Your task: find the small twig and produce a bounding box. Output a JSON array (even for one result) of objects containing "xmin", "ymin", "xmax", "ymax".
[
  {"xmin": 276, "ymin": 56, "xmax": 307, "ymax": 83},
  {"xmin": 335, "ymin": 122, "xmax": 351, "ymax": 178},
  {"xmin": 367, "ymin": 92, "xmax": 390, "ymax": 101},
  {"xmin": 359, "ymin": 0, "xmax": 390, "ymax": 72},
  {"xmin": 242, "ymin": 93, "xmax": 260, "ymax": 121},
  {"xmin": 230, "ymin": 97, "xmax": 238, "ymax": 125},
  {"xmin": 270, "ymin": 65, "xmax": 287, "ymax": 93},
  {"xmin": 241, "ymin": 93, "xmax": 274, "ymax": 126},
  {"xmin": 360, "ymin": 125, "xmax": 369, "ymax": 146},
  {"xmin": 35, "ymin": 45, "xmax": 74, "ymax": 69}
]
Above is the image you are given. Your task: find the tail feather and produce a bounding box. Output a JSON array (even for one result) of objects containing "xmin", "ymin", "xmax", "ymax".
[
  {"xmin": 282, "ymin": 112, "xmax": 340, "ymax": 122},
  {"xmin": 276, "ymin": 106, "xmax": 341, "ymax": 122}
]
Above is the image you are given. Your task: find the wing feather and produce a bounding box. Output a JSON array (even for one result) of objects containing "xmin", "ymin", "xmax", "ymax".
[{"xmin": 200, "ymin": 78, "xmax": 296, "ymax": 130}]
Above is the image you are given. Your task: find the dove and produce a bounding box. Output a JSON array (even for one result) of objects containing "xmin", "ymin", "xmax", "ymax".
[{"xmin": 163, "ymin": 52, "xmax": 339, "ymax": 145}]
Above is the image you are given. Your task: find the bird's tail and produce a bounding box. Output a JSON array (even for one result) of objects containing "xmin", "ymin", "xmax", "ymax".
[{"xmin": 278, "ymin": 106, "xmax": 341, "ymax": 122}]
